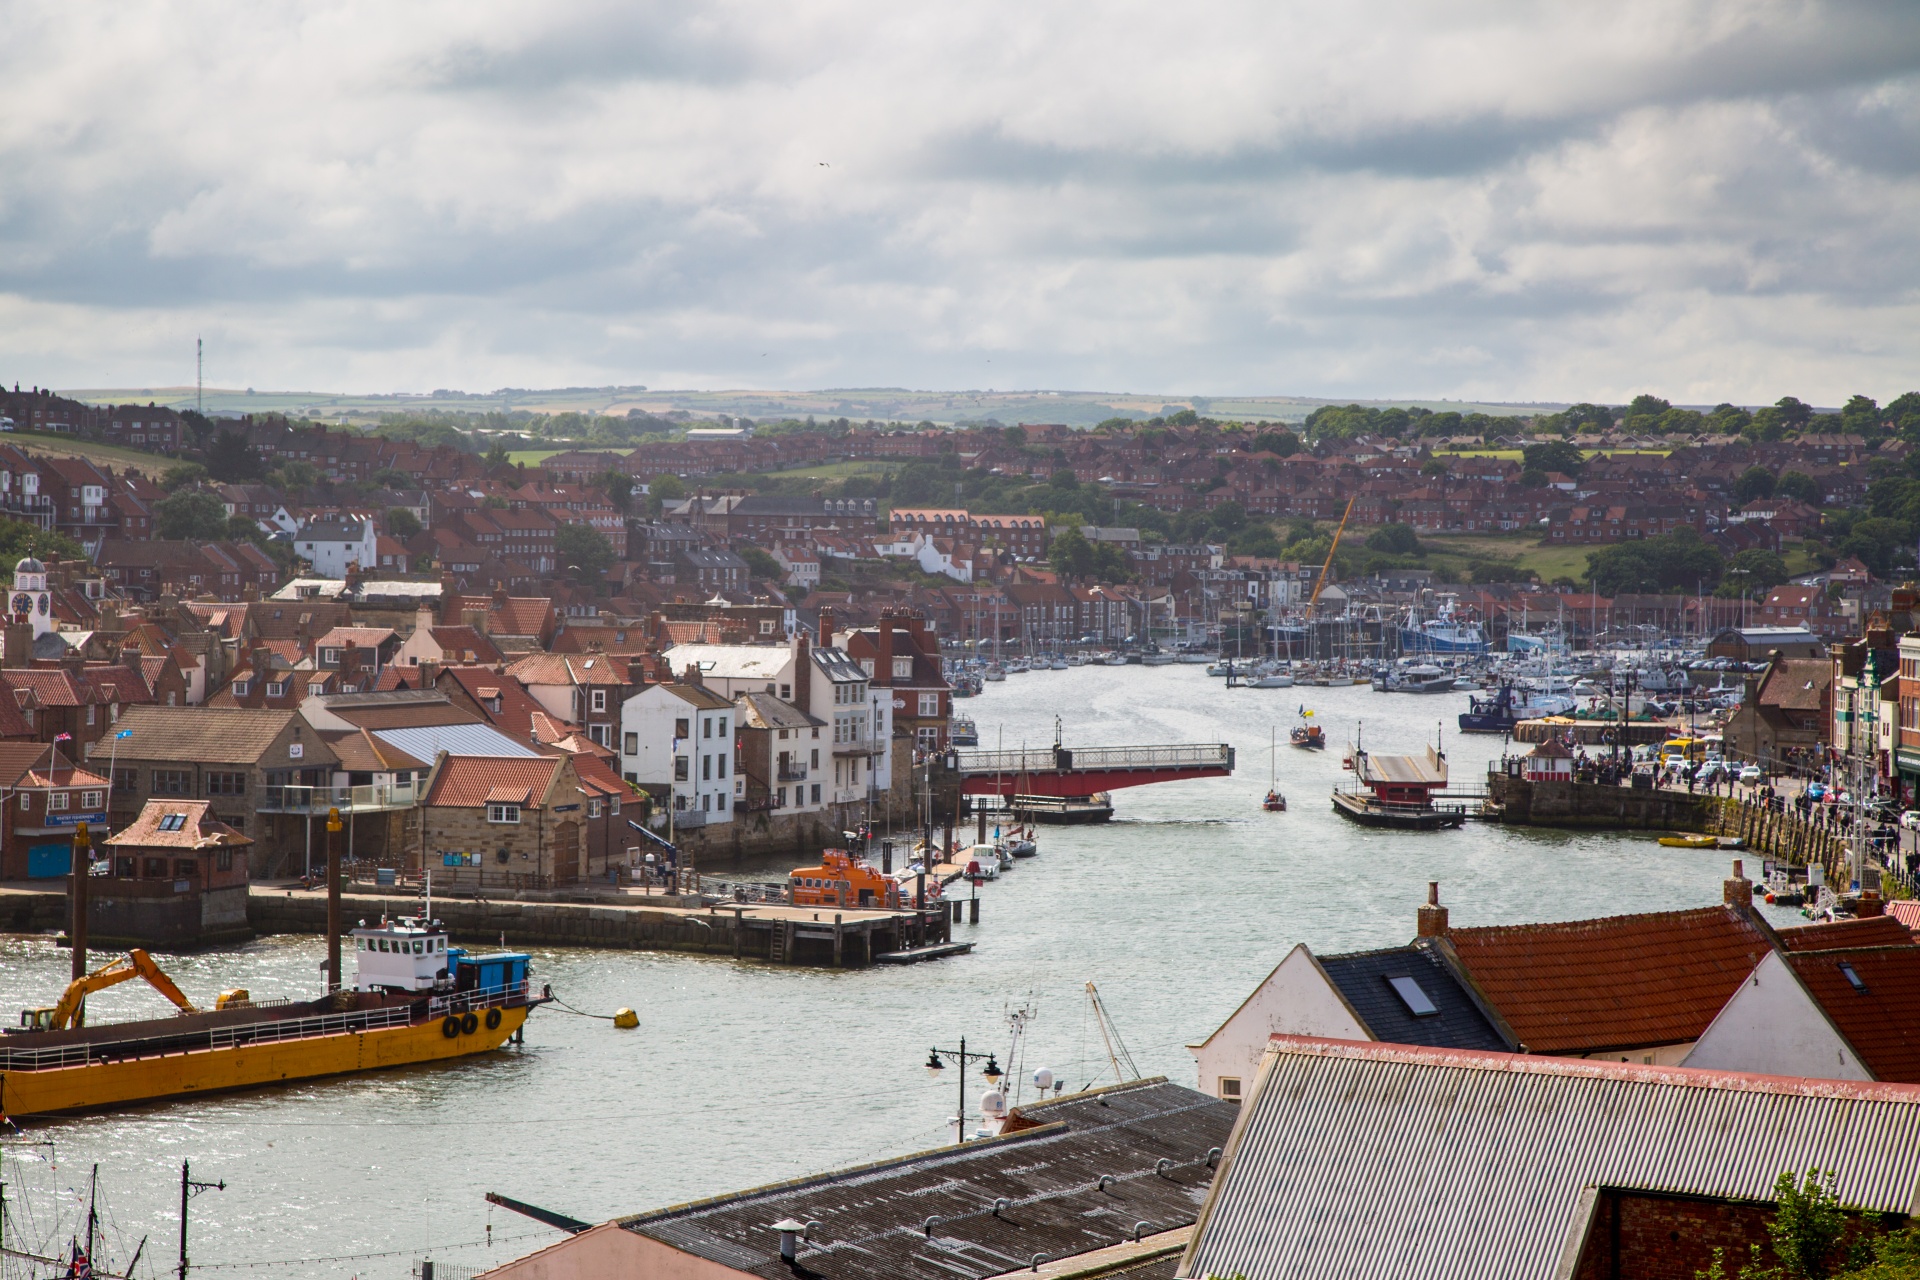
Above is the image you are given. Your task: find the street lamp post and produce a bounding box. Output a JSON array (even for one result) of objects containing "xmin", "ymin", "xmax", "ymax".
[{"xmin": 924, "ymin": 1038, "xmax": 1002, "ymax": 1143}]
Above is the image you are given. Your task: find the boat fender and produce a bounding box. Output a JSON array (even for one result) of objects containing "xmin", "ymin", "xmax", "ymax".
[
  {"xmin": 486, "ymin": 1008, "xmax": 504, "ymax": 1030},
  {"xmin": 460, "ymin": 1012, "xmax": 479, "ymax": 1035},
  {"xmin": 441, "ymin": 1015, "xmax": 461, "ymax": 1039}
]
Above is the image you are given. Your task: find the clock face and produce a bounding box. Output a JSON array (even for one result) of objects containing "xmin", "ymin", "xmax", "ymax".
[
  {"xmin": 36, "ymin": 594, "xmax": 48, "ymax": 615},
  {"xmin": 10, "ymin": 593, "xmax": 28, "ymax": 617}
]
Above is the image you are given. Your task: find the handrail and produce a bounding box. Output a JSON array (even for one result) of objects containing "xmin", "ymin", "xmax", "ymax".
[{"xmin": 953, "ymin": 744, "xmax": 1232, "ymax": 774}]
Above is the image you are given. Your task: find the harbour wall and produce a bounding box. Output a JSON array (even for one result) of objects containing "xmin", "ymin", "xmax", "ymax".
[{"xmin": 246, "ymin": 888, "xmax": 952, "ymax": 967}]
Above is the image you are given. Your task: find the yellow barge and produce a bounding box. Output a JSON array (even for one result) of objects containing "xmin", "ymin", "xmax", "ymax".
[{"xmin": 3, "ymin": 917, "xmax": 544, "ymax": 1118}]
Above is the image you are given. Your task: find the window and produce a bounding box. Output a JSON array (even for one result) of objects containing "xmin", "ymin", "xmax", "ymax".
[
  {"xmin": 206, "ymin": 772, "xmax": 246, "ymax": 796},
  {"xmin": 80, "ymin": 790, "xmax": 102, "ymax": 809},
  {"xmin": 780, "ymin": 683, "xmax": 791, "ymax": 699},
  {"xmin": 717, "ymin": 753, "xmax": 728, "ymax": 777},
  {"xmin": 112, "ymin": 768, "xmax": 135, "ymax": 792},
  {"xmin": 267, "ymin": 681, "xmax": 285, "ymax": 697},
  {"xmin": 591, "ymin": 689, "xmax": 607, "ymax": 713},
  {"xmin": 47, "ymin": 791, "xmax": 67, "ymax": 811},
  {"xmin": 322, "ymin": 648, "xmax": 340, "ymax": 664},
  {"xmin": 717, "ymin": 793, "xmax": 727, "ymax": 811},
  {"xmin": 703, "ymin": 718, "xmax": 711, "ymax": 739},
  {"xmin": 918, "ymin": 693, "xmax": 940, "ymax": 717},
  {"xmin": 674, "ymin": 756, "xmax": 689, "ymax": 782},
  {"xmin": 217, "ymin": 849, "xmax": 233, "ymax": 871},
  {"xmin": 587, "ymin": 799, "xmax": 602, "ymax": 819},
  {"xmin": 16, "ymin": 793, "xmax": 24, "ymax": 810},
  {"xmin": 675, "ymin": 717, "xmax": 690, "ymax": 740},
  {"xmin": 624, "ymin": 732, "xmax": 638, "ymax": 754},
  {"xmin": 894, "ymin": 657, "xmax": 913, "ymax": 678},
  {"xmin": 1386, "ymin": 975, "xmax": 1439, "ymax": 1017},
  {"xmin": 1218, "ymin": 1077, "xmax": 1242, "ymax": 1102},
  {"xmin": 85, "ymin": 705, "xmax": 96, "ymax": 726},
  {"xmin": 115, "ymin": 856, "xmax": 135, "ymax": 878},
  {"xmin": 308, "ymin": 682, "xmax": 326, "ymax": 696},
  {"xmin": 174, "ymin": 858, "xmax": 197, "ymax": 879},
  {"xmin": 702, "ymin": 755, "xmax": 711, "ymax": 781},
  {"xmin": 153, "ymin": 769, "xmax": 190, "ymax": 795},
  {"xmin": 143, "ymin": 856, "xmax": 167, "ymax": 878},
  {"xmin": 487, "ymin": 803, "xmax": 520, "ymax": 824},
  {"xmin": 811, "ymin": 784, "xmax": 821, "ymax": 803},
  {"xmin": 233, "ymin": 680, "xmax": 251, "ymax": 697},
  {"xmin": 158, "ymin": 812, "xmax": 189, "ymax": 832}
]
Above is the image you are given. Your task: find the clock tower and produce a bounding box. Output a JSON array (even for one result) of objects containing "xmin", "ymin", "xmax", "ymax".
[{"xmin": 11, "ymin": 556, "xmax": 52, "ymax": 640}]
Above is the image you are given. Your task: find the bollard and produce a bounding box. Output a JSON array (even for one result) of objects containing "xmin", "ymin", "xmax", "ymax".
[
  {"xmin": 951, "ymin": 899, "xmax": 962, "ymax": 923},
  {"xmin": 969, "ymin": 896, "xmax": 980, "ymax": 925},
  {"xmin": 882, "ymin": 840, "xmax": 893, "ymax": 875}
]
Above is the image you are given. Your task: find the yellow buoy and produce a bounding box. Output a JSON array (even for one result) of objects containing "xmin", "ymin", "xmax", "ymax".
[{"xmin": 613, "ymin": 1008, "xmax": 639, "ymax": 1029}]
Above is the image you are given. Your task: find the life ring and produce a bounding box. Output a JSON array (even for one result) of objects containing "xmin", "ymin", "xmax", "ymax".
[
  {"xmin": 460, "ymin": 1012, "xmax": 479, "ymax": 1035},
  {"xmin": 440, "ymin": 1016, "xmax": 460, "ymax": 1039},
  {"xmin": 485, "ymin": 1008, "xmax": 502, "ymax": 1030}
]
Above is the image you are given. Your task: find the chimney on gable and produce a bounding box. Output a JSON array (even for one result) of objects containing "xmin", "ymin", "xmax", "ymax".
[
  {"xmin": 1723, "ymin": 858, "xmax": 1753, "ymax": 908},
  {"xmin": 1416, "ymin": 881, "xmax": 1449, "ymax": 937}
]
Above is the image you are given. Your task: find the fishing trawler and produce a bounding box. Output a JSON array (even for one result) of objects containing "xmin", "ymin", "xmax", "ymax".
[{"xmin": 1, "ymin": 921, "xmax": 543, "ymax": 1118}]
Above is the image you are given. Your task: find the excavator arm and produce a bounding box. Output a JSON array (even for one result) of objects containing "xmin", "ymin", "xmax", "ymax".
[{"xmin": 34, "ymin": 949, "xmax": 198, "ymax": 1031}]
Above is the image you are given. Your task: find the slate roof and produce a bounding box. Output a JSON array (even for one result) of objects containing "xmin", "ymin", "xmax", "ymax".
[
  {"xmin": 1785, "ymin": 946, "xmax": 1920, "ymax": 1083},
  {"xmin": 615, "ymin": 1079, "xmax": 1234, "ymax": 1280},
  {"xmin": 734, "ymin": 691, "xmax": 824, "ymax": 731},
  {"xmin": 1442, "ymin": 905, "xmax": 1771, "ymax": 1054},
  {"xmin": 1318, "ymin": 943, "xmax": 1507, "ymax": 1051},
  {"xmin": 109, "ymin": 706, "xmax": 321, "ymax": 767},
  {"xmin": 104, "ymin": 800, "xmax": 252, "ymax": 850},
  {"xmin": 425, "ymin": 755, "xmax": 563, "ymax": 809},
  {"xmin": 1182, "ymin": 1037, "xmax": 1920, "ymax": 1280},
  {"xmin": 1777, "ymin": 915, "xmax": 1917, "ymax": 952}
]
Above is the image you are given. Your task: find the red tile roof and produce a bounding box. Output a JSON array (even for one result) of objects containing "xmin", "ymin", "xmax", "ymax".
[
  {"xmin": 1777, "ymin": 915, "xmax": 1917, "ymax": 952},
  {"xmin": 424, "ymin": 755, "xmax": 563, "ymax": 809},
  {"xmin": 104, "ymin": 799, "xmax": 251, "ymax": 850},
  {"xmin": 1887, "ymin": 899, "xmax": 1920, "ymax": 936},
  {"xmin": 1444, "ymin": 906, "xmax": 1771, "ymax": 1053},
  {"xmin": 1786, "ymin": 947, "xmax": 1920, "ymax": 1082}
]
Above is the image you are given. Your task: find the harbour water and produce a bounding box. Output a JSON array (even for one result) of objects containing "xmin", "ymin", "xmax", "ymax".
[{"xmin": 0, "ymin": 667, "xmax": 1792, "ymax": 1278}]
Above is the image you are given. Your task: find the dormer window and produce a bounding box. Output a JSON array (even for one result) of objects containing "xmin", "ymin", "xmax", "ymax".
[{"xmin": 233, "ymin": 680, "xmax": 251, "ymax": 697}]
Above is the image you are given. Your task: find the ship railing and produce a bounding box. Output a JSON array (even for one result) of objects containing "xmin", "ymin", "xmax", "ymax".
[
  {"xmin": 209, "ymin": 1003, "xmax": 417, "ymax": 1049},
  {"xmin": 428, "ymin": 981, "xmax": 531, "ymax": 1017}
]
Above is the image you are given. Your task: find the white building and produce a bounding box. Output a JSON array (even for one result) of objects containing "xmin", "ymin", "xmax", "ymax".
[
  {"xmin": 662, "ymin": 635, "xmax": 892, "ymax": 804},
  {"xmin": 618, "ymin": 681, "xmax": 735, "ymax": 827},
  {"xmin": 293, "ymin": 515, "xmax": 379, "ymax": 578},
  {"xmin": 9, "ymin": 556, "xmax": 54, "ymax": 641}
]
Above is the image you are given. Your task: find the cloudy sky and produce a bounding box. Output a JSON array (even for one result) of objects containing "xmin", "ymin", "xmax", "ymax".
[{"xmin": 4, "ymin": 1, "xmax": 1920, "ymax": 403}]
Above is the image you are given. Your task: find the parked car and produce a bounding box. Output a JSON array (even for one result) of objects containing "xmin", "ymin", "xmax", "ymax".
[
  {"xmin": 1739, "ymin": 764, "xmax": 1763, "ymax": 785},
  {"xmin": 1901, "ymin": 809, "xmax": 1920, "ymax": 832},
  {"xmin": 1807, "ymin": 782, "xmax": 1827, "ymax": 801}
]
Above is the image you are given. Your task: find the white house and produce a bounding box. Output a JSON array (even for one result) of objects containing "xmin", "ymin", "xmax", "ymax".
[
  {"xmin": 293, "ymin": 515, "xmax": 379, "ymax": 577},
  {"xmin": 618, "ymin": 681, "xmax": 735, "ymax": 827},
  {"xmin": 1683, "ymin": 949, "xmax": 1874, "ymax": 1080},
  {"xmin": 1188, "ymin": 945, "xmax": 1369, "ymax": 1103},
  {"xmin": 769, "ymin": 544, "xmax": 820, "ymax": 589}
]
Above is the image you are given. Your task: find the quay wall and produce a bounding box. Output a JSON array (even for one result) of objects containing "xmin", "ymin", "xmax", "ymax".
[{"xmin": 246, "ymin": 888, "xmax": 949, "ymax": 967}]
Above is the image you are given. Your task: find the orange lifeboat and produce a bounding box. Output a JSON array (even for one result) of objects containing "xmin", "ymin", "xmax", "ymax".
[{"xmin": 788, "ymin": 848, "xmax": 903, "ymax": 910}]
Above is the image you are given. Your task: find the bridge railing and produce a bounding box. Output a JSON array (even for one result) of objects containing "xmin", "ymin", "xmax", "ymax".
[{"xmin": 953, "ymin": 744, "xmax": 1233, "ymax": 775}]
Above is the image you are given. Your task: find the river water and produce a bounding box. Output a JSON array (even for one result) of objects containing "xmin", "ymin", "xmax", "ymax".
[{"xmin": 0, "ymin": 666, "xmax": 1793, "ymax": 1278}]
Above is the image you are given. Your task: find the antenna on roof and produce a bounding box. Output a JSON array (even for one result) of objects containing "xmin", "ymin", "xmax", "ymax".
[{"xmin": 196, "ymin": 337, "xmax": 203, "ymax": 416}]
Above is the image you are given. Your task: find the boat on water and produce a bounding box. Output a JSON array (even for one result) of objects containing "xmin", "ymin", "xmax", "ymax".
[
  {"xmin": 1245, "ymin": 669, "xmax": 1295, "ymax": 689},
  {"xmin": 1140, "ymin": 651, "xmax": 1176, "ymax": 667},
  {"xmin": 1, "ymin": 921, "xmax": 541, "ymax": 1119},
  {"xmin": 1397, "ymin": 600, "xmax": 1489, "ymax": 655},
  {"xmin": 1102, "ymin": 652, "xmax": 1129, "ymax": 666},
  {"xmin": 950, "ymin": 715, "xmax": 979, "ymax": 746},
  {"xmin": 1332, "ymin": 738, "xmax": 1464, "ymax": 830},
  {"xmin": 1658, "ymin": 834, "xmax": 1719, "ymax": 849},
  {"xmin": 1457, "ymin": 682, "xmax": 1578, "ymax": 733},
  {"xmin": 1289, "ymin": 707, "xmax": 1326, "ymax": 749},
  {"xmin": 983, "ymin": 665, "xmax": 1007, "ymax": 682},
  {"xmin": 1262, "ymin": 729, "xmax": 1287, "ymax": 811},
  {"xmin": 1372, "ymin": 662, "xmax": 1456, "ymax": 694}
]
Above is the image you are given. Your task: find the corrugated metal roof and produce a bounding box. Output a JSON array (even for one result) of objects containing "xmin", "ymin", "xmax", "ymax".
[
  {"xmin": 374, "ymin": 723, "xmax": 540, "ymax": 760},
  {"xmin": 616, "ymin": 1079, "xmax": 1236, "ymax": 1280},
  {"xmin": 1180, "ymin": 1037, "xmax": 1920, "ymax": 1280}
]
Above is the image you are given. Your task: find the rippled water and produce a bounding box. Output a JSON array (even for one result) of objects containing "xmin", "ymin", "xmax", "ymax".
[{"xmin": 0, "ymin": 667, "xmax": 1788, "ymax": 1278}]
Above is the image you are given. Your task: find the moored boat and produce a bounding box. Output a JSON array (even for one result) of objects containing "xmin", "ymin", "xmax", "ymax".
[{"xmin": 2, "ymin": 921, "xmax": 541, "ymax": 1119}]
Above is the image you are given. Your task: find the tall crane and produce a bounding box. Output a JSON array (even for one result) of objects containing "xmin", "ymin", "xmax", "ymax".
[{"xmin": 1308, "ymin": 497, "xmax": 1356, "ymax": 611}]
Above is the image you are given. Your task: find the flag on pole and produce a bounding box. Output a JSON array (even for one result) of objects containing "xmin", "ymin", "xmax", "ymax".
[
  {"xmin": 53, "ymin": 732, "xmax": 71, "ymax": 743},
  {"xmin": 114, "ymin": 728, "xmax": 131, "ymax": 739}
]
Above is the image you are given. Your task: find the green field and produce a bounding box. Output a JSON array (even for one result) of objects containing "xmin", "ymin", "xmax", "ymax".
[
  {"xmin": 3, "ymin": 429, "xmax": 172, "ymax": 477},
  {"xmin": 1420, "ymin": 532, "xmax": 1595, "ymax": 584}
]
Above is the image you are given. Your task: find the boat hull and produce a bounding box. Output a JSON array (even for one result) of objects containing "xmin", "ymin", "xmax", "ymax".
[
  {"xmin": 1, "ymin": 1005, "xmax": 529, "ymax": 1118},
  {"xmin": 1330, "ymin": 791, "xmax": 1465, "ymax": 830}
]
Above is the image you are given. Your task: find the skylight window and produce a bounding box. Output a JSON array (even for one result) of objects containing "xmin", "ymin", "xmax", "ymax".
[
  {"xmin": 158, "ymin": 813, "xmax": 188, "ymax": 832},
  {"xmin": 1840, "ymin": 963, "xmax": 1867, "ymax": 993},
  {"xmin": 1386, "ymin": 975, "xmax": 1438, "ymax": 1017}
]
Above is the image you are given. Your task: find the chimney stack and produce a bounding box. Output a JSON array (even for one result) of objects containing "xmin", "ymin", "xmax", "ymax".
[
  {"xmin": 1416, "ymin": 882, "xmax": 1449, "ymax": 937},
  {"xmin": 793, "ymin": 631, "xmax": 811, "ymax": 713},
  {"xmin": 1723, "ymin": 859, "xmax": 1753, "ymax": 908},
  {"xmin": 817, "ymin": 606, "xmax": 835, "ymax": 645}
]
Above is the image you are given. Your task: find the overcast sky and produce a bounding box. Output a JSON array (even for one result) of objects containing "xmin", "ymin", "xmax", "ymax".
[{"xmin": 4, "ymin": 1, "xmax": 1920, "ymax": 404}]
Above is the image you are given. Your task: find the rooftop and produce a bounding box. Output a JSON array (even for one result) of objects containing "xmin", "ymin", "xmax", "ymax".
[{"xmin": 104, "ymin": 799, "xmax": 252, "ymax": 850}]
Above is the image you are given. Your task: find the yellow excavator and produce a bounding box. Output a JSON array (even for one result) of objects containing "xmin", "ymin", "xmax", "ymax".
[{"xmin": 20, "ymin": 949, "xmax": 199, "ymax": 1031}]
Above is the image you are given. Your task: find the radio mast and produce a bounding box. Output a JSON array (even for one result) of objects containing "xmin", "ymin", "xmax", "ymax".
[{"xmin": 196, "ymin": 337, "xmax": 203, "ymax": 414}]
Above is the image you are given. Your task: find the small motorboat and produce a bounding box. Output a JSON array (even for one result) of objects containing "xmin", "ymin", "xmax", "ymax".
[
  {"xmin": 1289, "ymin": 707, "xmax": 1326, "ymax": 749},
  {"xmin": 1262, "ymin": 789, "xmax": 1287, "ymax": 812},
  {"xmin": 1657, "ymin": 834, "xmax": 1719, "ymax": 849}
]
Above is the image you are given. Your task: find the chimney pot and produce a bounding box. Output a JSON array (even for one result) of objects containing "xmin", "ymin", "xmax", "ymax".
[{"xmin": 1724, "ymin": 858, "xmax": 1754, "ymax": 907}]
